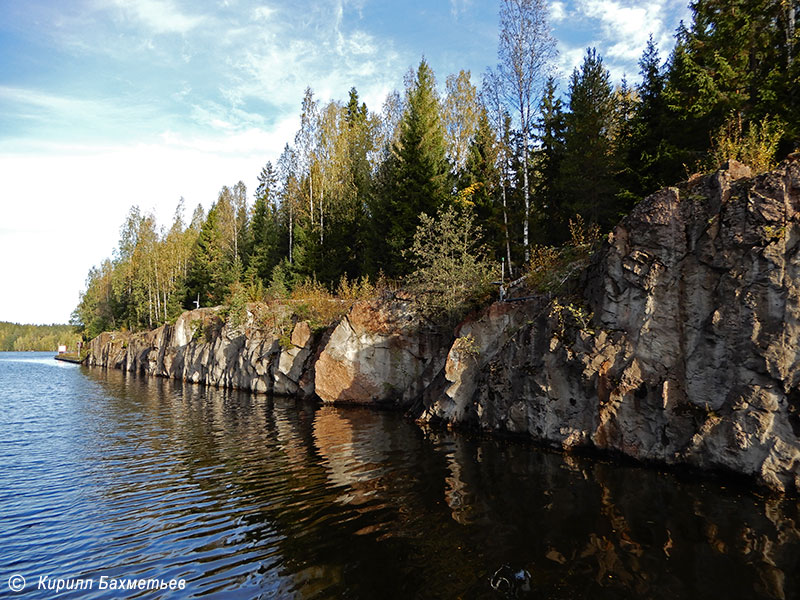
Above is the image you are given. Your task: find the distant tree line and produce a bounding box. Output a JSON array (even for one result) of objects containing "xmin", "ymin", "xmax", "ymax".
[
  {"xmin": 0, "ymin": 322, "xmax": 81, "ymax": 352},
  {"xmin": 72, "ymin": 0, "xmax": 800, "ymax": 339}
]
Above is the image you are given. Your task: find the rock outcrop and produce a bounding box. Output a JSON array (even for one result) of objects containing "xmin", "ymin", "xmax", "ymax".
[
  {"xmin": 86, "ymin": 307, "xmax": 321, "ymax": 399},
  {"xmin": 314, "ymin": 297, "xmax": 451, "ymax": 406},
  {"xmin": 85, "ymin": 161, "xmax": 800, "ymax": 492},
  {"xmin": 415, "ymin": 160, "xmax": 800, "ymax": 493}
]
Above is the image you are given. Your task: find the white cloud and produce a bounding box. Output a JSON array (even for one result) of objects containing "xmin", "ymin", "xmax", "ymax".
[
  {"xmin": 107, "ymin": 0, "xmax": 206, "ymax": 34},
  {"xmin": 0, "ymin": 131, "xmax": 286, "ymax": 324},
  {"xmin": 578, "ymin": 0, "xmax": 664, "ymax": 61},
  {"xmin": 550, "ymin": 1, "xmax": 567, "ymax": 23},
  {"xmin": 252, "ymin": 5, "xmax": 275, "ymax": 21},
  {"xmin": 0, "ymin": 0, "xmax": 480, "ymax": 324},
  {"xmin": 225, "ymin": 1, "xmax": 402, "ymax": 110},
  {"xmin": 553, "ymin": 0, "xmax": 689, "ymax": 83},
  {"xmin": 555, "ymin": 45, "xmax": 592, "ymax": 79}
]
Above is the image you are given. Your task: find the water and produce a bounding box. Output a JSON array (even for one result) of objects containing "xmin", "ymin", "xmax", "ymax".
[{"xmin": 1, "ymin": 352, "xmax": 800, "ymax": 599}]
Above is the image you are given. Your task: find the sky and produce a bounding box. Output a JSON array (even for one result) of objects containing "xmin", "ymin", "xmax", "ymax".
[{"xmin": 0, "ymin": 0, "xmax": 691, "ymax": 325}]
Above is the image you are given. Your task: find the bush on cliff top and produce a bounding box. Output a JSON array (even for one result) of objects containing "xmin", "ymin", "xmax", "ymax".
[
  {"xmin": 526, "ymin": 216, "xmax": 601, "ymax": 295},
  {"xmin": 405, "ymin": 204, "xmax": 496, "ymax": 326}
]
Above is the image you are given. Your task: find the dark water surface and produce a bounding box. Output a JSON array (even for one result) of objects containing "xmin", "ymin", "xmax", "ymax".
[{"xmin": 2, "ymin": 352, "xmax": 800, "ymax": 599}]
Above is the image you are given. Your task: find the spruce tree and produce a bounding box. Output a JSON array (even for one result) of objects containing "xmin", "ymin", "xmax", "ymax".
[
  {"xmin": 625, "ymin": 37, "xmax": 683, "ymax": 197},
  {"xmin": 665, "ymin": 0, "xmax": 799, "ymax": 163},
  {"xmin": 534, "ymin": 76, "xmax": 567, "ymax": 243},
  {"xmin": 248, "ymin": 161, "xmax": 281, "ymax": 285},
  {"xmin": 560, "ymin": 48, "xmax": 619, "ymax": 228},
  {"xmin": 184, "ymin": 205, "xmax": 235, "ymax": 307},
  {"xmin": 376, "ymin": 58, "xmax": 451, "ymax": 277},
  {"xmin": 462, "ymin": 106, "xmax": 503, "ymax": 260}
]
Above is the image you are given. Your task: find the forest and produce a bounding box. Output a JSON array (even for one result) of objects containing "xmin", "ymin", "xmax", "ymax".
[
  {"xmin": 0, "ymin": 322, "xmax": 81, "ymax": 352},
  {"xmin": 71, "ymin": 0, "xmax": 800, "ymax": 340}
]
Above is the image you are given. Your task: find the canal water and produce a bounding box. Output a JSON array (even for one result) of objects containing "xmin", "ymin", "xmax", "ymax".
[{"xmin": 1, "ymin": 351, "xmax": 799, "ymax": 599}]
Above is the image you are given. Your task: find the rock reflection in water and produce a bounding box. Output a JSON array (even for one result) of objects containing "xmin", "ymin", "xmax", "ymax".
[{"xmin": 26, "ymin": 366, "xmax": 800, "ymax": 599}]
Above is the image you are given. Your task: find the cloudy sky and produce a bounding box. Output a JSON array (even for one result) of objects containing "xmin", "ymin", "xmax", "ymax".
[{"xmin": 0, "ymin": 0, "xmax": 691, "ymax": 325}]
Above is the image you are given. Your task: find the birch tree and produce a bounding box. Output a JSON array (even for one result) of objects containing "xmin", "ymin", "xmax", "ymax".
[{"xmin": 496, "ymin": 0, "xmax": 556, "ymax": 261}]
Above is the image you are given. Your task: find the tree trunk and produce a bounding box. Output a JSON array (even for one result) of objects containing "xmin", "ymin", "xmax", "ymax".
[
  {"xmin": 787, "ymin": 2, "xmax": 796, "ymax": 69},
  {"xmin": 147, "ymin": 284, "xmax": 153, "ymax": 329},
  {"xmin": 289, "ymin": 203, "xmax": 294, "ymax": 265},
  {"xmin": 522, "ymin": 127, "xmax": 530, "ymax": 263},
  {"xmin": 502, "ymin": 181, "xmax": 513, "ymax": 277}
]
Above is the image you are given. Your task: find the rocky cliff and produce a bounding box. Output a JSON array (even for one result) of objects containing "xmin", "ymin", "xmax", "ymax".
[
  {"xmin": 415, "ymin": 160, "xmax": 800, "ymax": 493},
  {"xmin": 85, "ymin": 307, "xmax": 321, "ymax": 398},
  {"xmin": 85, "ymin": 160, "xmax": 800, "ymax": 492}
]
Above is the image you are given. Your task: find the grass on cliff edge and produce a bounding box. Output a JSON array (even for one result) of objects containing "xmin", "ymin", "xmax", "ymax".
[
  {"xmin": 216, "ymin": 213, "xmax": 605, "ymax": 341},
  {"xmin": 222, "ymin": 275, "xmax": 383, "ymax": 343},
  {"xmin": 525, "ymin": 216, "xmax": 601, "ymax": 295}
]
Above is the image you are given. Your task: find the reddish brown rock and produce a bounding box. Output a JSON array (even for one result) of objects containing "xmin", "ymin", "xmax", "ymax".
[{"xmin": 314, "ymin": 298, "xmax": 450, "ymax": 406}]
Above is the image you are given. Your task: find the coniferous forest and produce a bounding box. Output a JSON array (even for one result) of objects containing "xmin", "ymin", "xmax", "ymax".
[{"xmin": 72, "ymin": 0, "xmax": 800, "ymax": 340}]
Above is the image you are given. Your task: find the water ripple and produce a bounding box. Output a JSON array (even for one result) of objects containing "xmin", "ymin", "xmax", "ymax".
[{"xmin": 2, "ymin": 353, "xmax": 800, "ymax": 599}]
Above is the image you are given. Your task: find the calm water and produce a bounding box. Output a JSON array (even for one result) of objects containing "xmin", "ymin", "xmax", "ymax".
[{"xmin": 1, "ymin": 352, "xmax": 800, "ymax": 599}]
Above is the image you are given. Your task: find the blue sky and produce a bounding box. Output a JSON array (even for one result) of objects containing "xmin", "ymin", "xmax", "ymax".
[{"xmin": 0, "ymin": 0, "xmax": 691, "ymax": 325}]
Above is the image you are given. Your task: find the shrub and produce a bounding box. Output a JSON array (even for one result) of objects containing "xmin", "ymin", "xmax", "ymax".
[
  {"xmin": 290, "ymin": 279, "xmax": 350, "ymax": 331},
  {"xmin": 405, "ymin": 204, "xmax": 496, "ymax": 325},
  {"xmin": 710, "ymin": 113, "xmax": 784, "ymax": 174},
  {"xmin": 225, "ymin": 281, "xmax": 249, "ymax": 329},
  {"xmin": 526, "ymin": 217, "xmax": 600, "ymax": 295}
]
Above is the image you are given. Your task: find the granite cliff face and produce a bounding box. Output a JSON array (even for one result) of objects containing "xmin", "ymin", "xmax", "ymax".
[
  {"xmin": 416, "ymin": 160, "xmax": 800, "ymax": 493},
  {"xmin": 314, "ymin": 297, "xmax": 451, "ymax": 406},
  {"xmin": 86, "ymin": 307, "xmax": 320, "ymax": 398},
  {"xmin": 85, "ymin": 161, "xmax": 800, "ymax": 492}
]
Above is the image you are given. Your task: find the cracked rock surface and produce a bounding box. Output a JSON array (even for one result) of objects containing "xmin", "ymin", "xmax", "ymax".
[
  {"xmin": 415, "ymin": 160, "xmax": 800, "ymax": 493},
  {"xmin": 85, "ymin": 161, "xmax": 800, "ymax": 492}
]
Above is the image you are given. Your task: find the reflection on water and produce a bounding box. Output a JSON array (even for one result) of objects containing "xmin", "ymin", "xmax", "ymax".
[{"xmin": 1, "ymin": 352, "xmax": 800, "ymax": 599}]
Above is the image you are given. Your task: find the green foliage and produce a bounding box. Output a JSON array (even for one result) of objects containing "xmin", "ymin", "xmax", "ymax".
[
  {"xmin": 268, "ymin": 262, "xmax": 291, "ymax": 299},
  {"xmin": 0, "ymin": 322, "xmax": 81, "ymax": 352},
  {"xmin": 534, "ymin": 76, "xmax": 568, "ymax": 243},
  {"xmin": 373, "ymin": 58, "xmax": 452, "ymax": 277},
  {"xmin": 73, "ymin": 3, "xmax": 798, "ymax": 340},
  {"xmin": 461, "ymin": 106, "xmax": 505, "ymax": 258},
  {"xmin": 665, "ymin": 0, "xmax": 799, "ymax": 165},
  {"xmin": 710, "ymin": 113, "xmax": 785, "ymax": 174},
  {"xmin": 406, "ymin": 204, "xmax": 496, "ymax": 325},
  {"xmin": 559, "ymin": 48, "xmax": 621, "ymax": 230},
  {"xmin": 526, "ymin": 216, "xmax": 600, "ymax": 294},
  {"xmin": 225, "ymin": 281, "xmax": 249, "ymax": 329}
]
